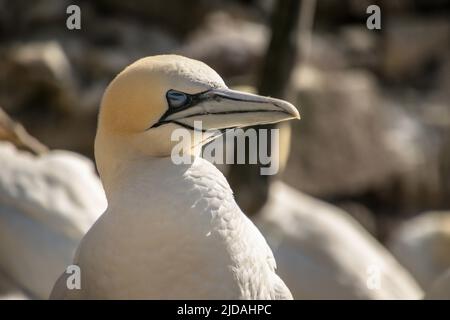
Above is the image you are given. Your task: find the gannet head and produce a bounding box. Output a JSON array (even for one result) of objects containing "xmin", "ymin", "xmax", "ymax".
[{"xmin": 95, "ymin": 55, "xmax": 299, "ymax": 183}]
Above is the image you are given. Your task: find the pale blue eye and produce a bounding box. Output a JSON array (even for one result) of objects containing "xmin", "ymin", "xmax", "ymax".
[{"xmin": 167, "ymin": 90, "xmax": 189, "ymax": 109}]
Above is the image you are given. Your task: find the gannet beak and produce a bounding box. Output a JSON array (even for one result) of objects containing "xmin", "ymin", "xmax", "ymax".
[{"xmin": 152, "ymin": 88, "xmax": 300, "ymax": 131}]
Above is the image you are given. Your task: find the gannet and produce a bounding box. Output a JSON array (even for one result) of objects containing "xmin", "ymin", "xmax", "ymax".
[
  {"xmin": 0, "ymin": 141, "xmax": 106, "ymax": 299},
  {"xmin": 211, "ymin": 87, "xmax": 422, "ymax": 299},
  {"xmin": 255, "ymin": 181, "xmax": 423, "ymax": 299},
  {"xmin": 388, "ymin": 211, "xmax": 450, "ymax": 291},
  {"xmin": 51, "ymin": 55, "xmax": 298, "ymax": 299}
]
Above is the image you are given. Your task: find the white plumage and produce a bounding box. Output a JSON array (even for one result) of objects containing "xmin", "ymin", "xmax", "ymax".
[
  {"xmin": 254, "ymin": 181, "xmax": 423, "ymax": 299},
  {"xmin": 388, "ymin": 211, "xmax": 450, "ymax": 291},
  {"xmin": 53, "ymin": 156, "xmax": 291, "ymax": 299},
  {"xmin": 0, "ymin": 141, "xmax": 106, "ymax": 299},
  {"xmin": 51, "ymin": 55, "xmax": 297, "ymax": 299}
]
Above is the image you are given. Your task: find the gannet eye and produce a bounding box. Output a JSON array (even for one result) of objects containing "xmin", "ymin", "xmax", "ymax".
[{"xmin": 166, "ymin": 90, "xmax": 190, "ymax": 109}]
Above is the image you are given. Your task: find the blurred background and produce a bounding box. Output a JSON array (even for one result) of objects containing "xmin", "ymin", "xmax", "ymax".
[{"xmin": 0, "ymin": 0, "xmax": 449, "ymax": 299}]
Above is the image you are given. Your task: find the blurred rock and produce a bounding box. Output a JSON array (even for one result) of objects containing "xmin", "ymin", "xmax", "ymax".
[
  {"xmin": 306, "ymin": 27, "xmax": 379, "ymax": 71},
  {"xmin": 380, "ymin": 97, "xmax": 443, "ymax": 212},
  {"xmin": 0, "ymin": 0, "xmax": 71, "ymax": 38},
  {"xmin": 0, "ymin": 40, "xmax": 96, "ymax": 155},
  {"xmin": 92, "ymin": 0, "xmax": 221, "ymax": 36},
  {"xmin": 81, "ymin": 27, "xmax": 178, "ymax": 77},
  {"xmin": 282, "ymin": 66, "xmax": 446, "ymax": 221},
  {"xmin": 0, "ymin": 41, "xmax": 76, "ymax": 114},
  {"xmin": 339, "ymin": 26, "xmax": 380, "ymax": 70},
  {"xmin": 20, "ymin": 0, "xmax": 71, "ymax": 25},
  {"xmin": 181, "ymin": 11, "xmax": 268, "ymax": 79},
  {"xmin": 283, "ymin": 67, "xmax": 403, "ymax": 196},
  {"xmin": 388, "ymin": 211, "xmax": 450, "ymax": 290},
  {"xmin": 381, "ymin": 17, "xmax": 450, "ymax": 83},
  {"xmin": 306, "ymin": 33, "xmax": 350, "ymax": 70}
]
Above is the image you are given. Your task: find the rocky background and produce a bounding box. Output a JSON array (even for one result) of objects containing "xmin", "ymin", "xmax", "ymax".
[{"xmin": 0, "ymin": 0, "xmax": 449, "ymax": 242}]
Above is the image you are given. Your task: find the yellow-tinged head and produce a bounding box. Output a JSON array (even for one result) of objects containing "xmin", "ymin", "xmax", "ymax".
[{"xmin": 95, "ymin": 55, "xmax": 299, "ymax": 183}]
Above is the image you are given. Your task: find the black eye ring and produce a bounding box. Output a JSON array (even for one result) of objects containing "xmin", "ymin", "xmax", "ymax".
[
  {"xmin": 149, "ymin": 89, "xmax": 212, "ymax": 130},
  {"xmin": 166, "ymin": 89, "xmax": 191, "ymax": 109}
]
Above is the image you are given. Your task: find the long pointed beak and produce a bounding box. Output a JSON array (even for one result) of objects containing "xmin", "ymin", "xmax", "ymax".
[{"xmin": 156, "ymin": 88, "xmax": 300, "ymax": 131}]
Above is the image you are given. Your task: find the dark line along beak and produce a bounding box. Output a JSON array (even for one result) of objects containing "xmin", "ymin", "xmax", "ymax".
[{"xmin": 151, "ymin": 88, "xmax": 300, "ymax": 131}]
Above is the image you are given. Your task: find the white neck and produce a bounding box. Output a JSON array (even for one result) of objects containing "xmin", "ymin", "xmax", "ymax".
[{"xmin": 95, "ymin": 133, "xmax": 199, "ymax": 199}]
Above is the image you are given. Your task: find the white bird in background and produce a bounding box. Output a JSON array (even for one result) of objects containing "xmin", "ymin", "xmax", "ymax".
[
  {"xmin": 388, "ymin": 211, "xmax": 450, "ymax": 291},
  {"xmin": 252, "ymin": 123, "xmax": 423, "ymax": 299},
  {"xmin": 51, "ymin": 55, "xmax": 299, "ymax": 299},
  {"xmin": 209, "ymin": 87, "xmax": 423, "ymax": 299},
  {"xmin": 254, "ymin": 181, "xmax": 423, "ymax": 299},
  {"xmin": 0, "ymin": 141, "xmax": 107, "ymax": 299}
]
